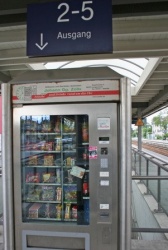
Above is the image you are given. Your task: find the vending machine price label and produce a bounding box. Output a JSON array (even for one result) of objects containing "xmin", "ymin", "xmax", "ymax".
[
  {"xmin": 100, "ymin": 180, "xmax": 109, "ymax": 186},
  {"xmin": 100, "ymin": 204, "xmax": 109, "ymax": 210},
  {"xmin": 100, "ymin": 172, "xmax": 109, "ymax": 177}
]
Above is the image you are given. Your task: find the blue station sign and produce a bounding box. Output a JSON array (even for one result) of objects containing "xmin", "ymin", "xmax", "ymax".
[{"xmin": 27, "ymin": 0, "xmax": 112, "ymax": 57}]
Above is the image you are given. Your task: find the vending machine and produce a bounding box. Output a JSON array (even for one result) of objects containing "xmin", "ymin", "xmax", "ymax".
[{"xmin": 2, "ymin": 68, "xmax": 131, "ymax": 250}]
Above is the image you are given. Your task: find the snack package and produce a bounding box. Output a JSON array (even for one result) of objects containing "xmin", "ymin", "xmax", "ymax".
[
  {"xmin": 26, "ymin": 172, "xmax": 40, "ymax": 183},
  {"xmin": 44, "ymin": 204, "xmax": 55, "ymax": 218},
  {"xmin": 43, "ymin": 172, "xmax": 56, "ymax": 183},
  {"xmin": 45, "ymin": 204, "xmax": 50, "ymax": 218},
  {"xmin": 64, "ymin": 186, "xmax": 77, "ymax": 202},
  {"xmin": 56, "ymin": 169, "xmax": 61, "ymax": 183},
  {"xmin": 42, "ymin": 118, "xmax": 51, "ymax": 132},
  {"xmin": 29, "ymin": 203, "xmax": 43, "ymax": 218},
  {"xmin": 44, "ymin": 155, "xmax": 54, "ymax": 166},
  {"xmin": 31, "ymin": 143, "xmax": 38, "ymax": 150},
  {"xmin": 40, "ymin": 141, "xmax": 46, "ymax": 151},
  {"xmin": 54, "ymin": 117, "xmax": 61, "ymax": 133},
  {"xmin": 55, "ymin": 136, "xmax": 61, "ymax": 151},
  {"xmin": 29, "ymin": 156, "xmax": 38, "ymax": 165},
  {"xmin": 43, "ymin": 173, "xmax": 51, "ymax": 183},
  {"xmin": 27, "ymin": 186, "xmax": 41, "ymax": 201},
  {"xmin": 41, "ymin": 186, "xmax": 55, "ymax": 201},
  {"xmin": 72, "ymin": 205, "xmax": 77, "ymax": 219},
  {"xmin": 66, "ymin": 157, "xmax": 72, "ymax": 166},
  {"xmin": 63, "ymin": 117, "xmax": 75, "ymax": 132},
  {"xmin": 65, "ymin": 203, "xmax": 71, "ymax": 219},
  {"xmin": 45, "ymin": 142, "xmax": 53, "ymax": 151},
  {"xmin": 56, "ymin": 204, "xmax": 62, "ymax": 219},
  {"xmin": 37, "ymin": 156, "xmax": 44, "ymax": 165},
  {"xmin": 56, "ymin": 187, "xmax": 62, "ymax": 201},
  {"xmin": 64, "ymin": 169, "xmax": 73, "ymax": 184}
]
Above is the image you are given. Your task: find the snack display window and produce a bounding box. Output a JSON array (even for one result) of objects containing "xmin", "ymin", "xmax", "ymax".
[{"xmin": 21, "ymin": 115, "xmax": 89, "ymax": 225}]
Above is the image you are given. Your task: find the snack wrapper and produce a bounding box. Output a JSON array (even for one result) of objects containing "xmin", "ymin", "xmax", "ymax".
[
  {"xmin": 56, "ymin": 187, "xmax": 62, "ymax": 201},
  {"xmin": 41, "ymin": 186, "xmax": 55, "ymax": 201},
  {"xmin": 72, "ymin": 205, "xmax": 77, "ymax": 219},
  {"xmin": 29, "ymin": 156, "xmax": 38, "ymax": 165},
  {"xmin": 65, "ymin": 203, "xmax": 71, "ymax": 219},
  {"xmin": 56, "ymin": 204, "xmax": 62, "ymax": 219},
  {"xmin": 44, "ymin": 155, "xmax": 54, "ymax": 166}
]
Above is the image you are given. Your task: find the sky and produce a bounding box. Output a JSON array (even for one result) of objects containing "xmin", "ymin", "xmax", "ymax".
[{"xmin": 146, "ymin": 111, "xmax": 160, "ymax": 124}]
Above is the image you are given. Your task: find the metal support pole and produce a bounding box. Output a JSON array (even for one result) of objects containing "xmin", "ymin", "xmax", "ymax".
[
  {"xmin": 2, "ymin": 83, "xmax": 14, "ymax": 250},
  {"xmin": 146, "ymin": 160, "xmax": 150, "ymax": 194},
  {"xmin": 157, "ymin": 166, "xmax": 162, "ymax": 212},
  {"xmin": 138, "ymin": 126, "xmax": 142, "ymax": 151},
  {"xmin": 137, "ymin": 108, "xmax": 142, "ymax": 151},
  {"xmin": 125, "ymin": 78, "xmax": 131, "ymax": 250},
  {"xmin": 120, "ymin": 79, "xmax": 126, "ymax": 250},
  {"xmin": 139, "ymin": 154, "xmax": 141, "ymax": 176},
  {"xmin": 133, "ymin": 151, "xmax": 136, "ymax": 171},
  {"xmin": 120, "ymin": 78, "xmax": 131, "ymax": 250},
  {"xmin": 135, "ymin": 152, "xmax": 138, "ymax": 174}
]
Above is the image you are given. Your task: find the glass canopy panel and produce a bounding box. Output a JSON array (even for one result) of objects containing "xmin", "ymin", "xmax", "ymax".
[
  {"xmin": 109, "ymin": 66, "xmax": 140, "ymax": 83},
  {"xmin": 59, "ymin": 59, "xmax": 143, "ymax": 75},
  {"xmin": 45, "ymin": 62, "xmax": 70, "ymax": 69},
  {"xmin": 126, "ymin": 58, "xmax": 148, "ymax": 69},
  {"xmin": 44, "ymin": 58, "xmax": 149, "ymax": 86}
]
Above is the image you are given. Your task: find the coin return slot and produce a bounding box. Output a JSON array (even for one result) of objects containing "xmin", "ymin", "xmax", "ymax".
[
  {"xmin": 101, "ymin": 147, "xmax": 108, "ymax": 155},
  {"xmin": 100, "ymin": 212, "xmax": 109, "ymax": 217},
  {"xmin": 27, "ymin": 235, "xmax": 85, "ymax": 249}
]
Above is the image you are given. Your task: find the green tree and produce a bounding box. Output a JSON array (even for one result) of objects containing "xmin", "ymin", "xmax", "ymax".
[
  {"xmin": 142, "ymin": 124, "xmax": 152, "ymax": 138},
  {"xmin": 131, "ymin": 128, "xmax": 138, "ymax": 138},
  {"xmin": 152, "ymin": 114, "xmax": 168, "ymax": 137}
]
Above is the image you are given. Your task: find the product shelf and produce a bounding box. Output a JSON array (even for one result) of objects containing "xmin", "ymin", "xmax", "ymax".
[
  {"xmin": 64, "ymin": 219, "xmax": 77, "ymax": 222},
  {"xmin": 27, "ymin": 217, "xmax": 62, "ymax": 221},
  {"xmin": 24, "ymin": 132, "xmax": 61, "ymax": 135},
  {"xmin": 64, "ymin": 201, "xmax": 77, "ymax": 204},
  {"xmin": 24, "ymin": 165, "xmax": 62, "ymax": 168},
  {"xmin": 25, "ymin": 183, "xmax": 61, "ymax": 186},
  {"xmin": 63, "ymin": 183, "xmax": 77, "ymax": 186},
  {"xmin": 25, "ymin": 200, "xmax": 62, "ymax": 204}
]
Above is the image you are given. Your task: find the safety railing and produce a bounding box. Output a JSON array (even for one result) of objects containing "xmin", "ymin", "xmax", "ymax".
[{"xmin": 132, "ymin": 148, "xmax": 168, "ymax": 237}]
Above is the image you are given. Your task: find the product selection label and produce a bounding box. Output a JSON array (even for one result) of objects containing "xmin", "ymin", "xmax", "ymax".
[
  {"xmin": 100, "ymin": 180, "xmax": 109, "ymax": 186},
  {"xmin": 100, "ymin": 172, "xmax": 109, "ymax": 177},
  {"xmin": 100, "ymin": 204, "xmax": 109, "ymax": 210}
]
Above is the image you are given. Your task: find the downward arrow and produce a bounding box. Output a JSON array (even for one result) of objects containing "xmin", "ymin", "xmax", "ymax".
[{"xmin": 35, "ymin": 33, "xmax": 48, "ymax": 50}]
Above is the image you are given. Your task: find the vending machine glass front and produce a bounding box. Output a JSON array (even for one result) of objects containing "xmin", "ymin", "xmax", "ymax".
[{"xmin": 21, "ymin": 114, "xmax": 89, "ymax": 225}]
